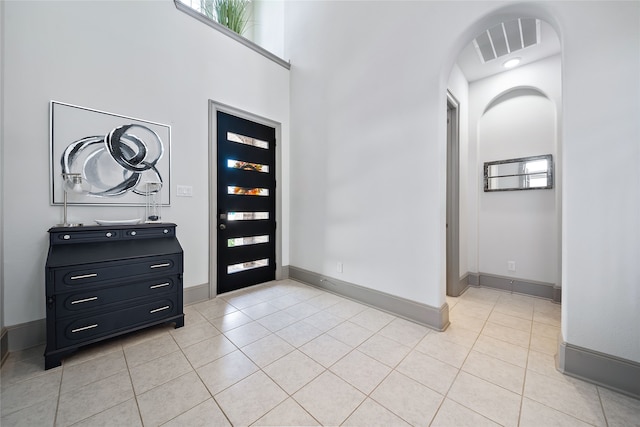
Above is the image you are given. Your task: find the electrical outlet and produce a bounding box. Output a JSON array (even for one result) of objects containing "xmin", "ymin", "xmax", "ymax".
[
  {"xmin": 337, "ymin": 262, "xmax": 343, "ymax": 273},
  {"xmin": 507, "ymin": 261, "xmax": 516, "ymax": 272}
]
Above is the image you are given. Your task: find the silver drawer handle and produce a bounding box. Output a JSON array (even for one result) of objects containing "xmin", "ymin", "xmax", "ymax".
[
  {"xmin": 150, "ymin": 305, "xmax": 170, "ymax": 314},
  {"xmin": 150, "ymin": 263, "xmax": 171, "ymax": 269},
  {"xmin": 131, "ymin": 231, "xmax": 137, "ymax": 236},
  {"xmin": 71, "ymin": 296, "xmax": 98, "ymax": 305},
  {"xmin": 70, "ymin": 273, "xmax": 98, "ymax": 280},
  {"xmin": 72, "ymin": 324, "xmax": 98, "ymax": 333},
  {"xmin": 150, "ymin": 283, "xmax": 170, "ymax": 289}
]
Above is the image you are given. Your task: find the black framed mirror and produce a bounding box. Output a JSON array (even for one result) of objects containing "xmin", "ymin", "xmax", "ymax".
[{"xmin": 484, "ymin": 154, "xmax": 553, "ymax": 192}]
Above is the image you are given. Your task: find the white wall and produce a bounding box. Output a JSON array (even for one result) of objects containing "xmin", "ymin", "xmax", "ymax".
[
  {"xmin": 252, "ymin": 0, "xmax": 286, "ymax": 59},
  {"xmin": 286, "ymin": 1, "xmax": 639, "ymax": 362},
  {"xmin": 467, "ymin": 55, "xmax": 561, "ymax": 284},
  {"xmin": 552, "ymin": 2, "xmax": 639, "ymax": 362},
  {"xmin": 477, "ymin": 94, "xmax": 557, "ymax": 283},
  {"xmin": 1, "ymin": 0, "xmax": 290, "ymax": 327}
]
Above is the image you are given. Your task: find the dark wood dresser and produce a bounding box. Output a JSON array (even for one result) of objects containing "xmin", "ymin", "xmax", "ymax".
[{"xmin": 44, "ymin": 223, "xmax": 184, "ymax": 369}]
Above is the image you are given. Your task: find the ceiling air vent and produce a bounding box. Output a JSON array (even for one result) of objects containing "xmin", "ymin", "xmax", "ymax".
[{"xmin": 473, "ymin": 18, "xmax": 540, "ymax": 63}]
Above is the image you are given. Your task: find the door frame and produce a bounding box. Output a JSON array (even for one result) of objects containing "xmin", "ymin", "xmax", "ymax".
[
  {"xmin": 208, "ymin": 101, "xmax": 283, "ymax": 297},
  {"xmin": 446, "ymin": 91, "xmax": 462, "ymax": 297}
]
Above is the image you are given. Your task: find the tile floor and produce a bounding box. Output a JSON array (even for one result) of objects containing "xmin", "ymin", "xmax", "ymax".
[{"xmin": 1, "ymin": 279, "xmax": 639, "ymax": 426}]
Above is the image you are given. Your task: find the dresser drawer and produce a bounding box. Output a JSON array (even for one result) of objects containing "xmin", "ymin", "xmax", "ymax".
[
  {"xmin": 51, "ymin": 229, "xmax": 121, "ymax": 244},
  {"xmin": 56, "ymin": 297, "xmax": 178, "ymax": 348},
  {"xmin": 122, "ymin": 227, "xmax": 175, "ymax": 239},
  {"xmin": 53, "ymin": 254, "xmax": 182, "ymax": 291},
  {"xmin": 56, "ymin": 276, "xmax": 179, "ymax": 314}
]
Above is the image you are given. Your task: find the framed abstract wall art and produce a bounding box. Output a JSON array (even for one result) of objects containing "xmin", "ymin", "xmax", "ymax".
[{"xmin": 50, "ymin": 101, "xmax": 171, "ymax": 206}]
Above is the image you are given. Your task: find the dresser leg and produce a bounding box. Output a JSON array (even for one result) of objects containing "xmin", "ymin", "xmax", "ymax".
[
  {"xmin": 44, "ymin": 354, "xmax": 62, "ymax": 370},
  {"xmin": 174, "ymin": 315, "xmax": 185, "ymax": 329}
]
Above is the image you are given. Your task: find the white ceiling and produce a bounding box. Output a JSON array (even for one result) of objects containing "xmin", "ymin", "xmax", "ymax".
[{"xmin": 456, "ymin": 19, "xmax": 561, "ymax": 83}]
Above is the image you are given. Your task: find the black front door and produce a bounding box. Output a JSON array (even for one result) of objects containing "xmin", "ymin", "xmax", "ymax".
[{"xmin": 216, "ymin": 111, "xmax": 276, "ymax": 294}]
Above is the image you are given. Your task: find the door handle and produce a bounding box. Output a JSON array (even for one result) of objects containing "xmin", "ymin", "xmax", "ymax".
[{"xmin": 219, "ymin": 224, "xmax": 226, "ymax": 230}]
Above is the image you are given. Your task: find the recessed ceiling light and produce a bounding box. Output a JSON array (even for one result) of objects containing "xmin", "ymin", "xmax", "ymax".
[{"xmin": 503, "ymin": 58, "xmax": 521, "ymax": 68}]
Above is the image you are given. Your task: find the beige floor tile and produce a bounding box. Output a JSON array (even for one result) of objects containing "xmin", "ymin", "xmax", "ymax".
[
  {"xmin": 299, "ymin": 333, "xmax": 352, "ymax": 367},
  {"xmin": 598, "ymin": 386, "xmax": 640, "ymax": 427},
  {"xmin": 263, "ymin": 350, "xmax": 325, "ymax": 394},
  {"xmin": 181, "ymin": 334, "xmax": 237, "ymax": 368},
  {"xmin": 240, "ymin": 301, "xmax": 280, "ymax": 320},
  {"xmin": 302, "ymin": 310, "xmax": 345, "ymax": 332},
  {"xmin": 215, "ymin": 371, "xmax": 288, "ymax": 426},
  {"xmin": 306, "ymin": 292, "xmax": 344, "ymax": 309},
  {"xmin": 192, "ymin": 298, "xmax": 237, "ymax": 320},
  {"xmin": 293, "ymin": 371, "xmax": 365, "ymax": 426},
  {"xmin": 533, "ymin": 309, "xmax": 561, "ymax": 327},
  {"xmin": 183, "ymin": 305, "xmax": 207, "ymax": 325},
  {"xmin": 269, "ymin": 293, "xmax": 305, "ymax": 310},
  {"xmin": 481, "ymin": 322, "xmax": 531, "ymax": 348},
  {"xmin": 129, "ymin": 350, "xmax": 192, "ymax": 395},
  {"xmin": 323, "ymin": 299, "xmax": 368, "ymax": 320},
  {"xmin": 61, "ymin": 337, "xmax": 123, "ymax": 367},
  {"xmin": 524, "ymin": 370, "xmax": 606, "ymax": 426},
  {"xmin": 357, "ymin": 333, "xmax": 411, "ymax": 368},
  {"xmin": 1, "ymin": 369, "xmax": 62, "ymax": 417},
  {"xmin": 493, "ymin": 302, "xmax": 533, "ymax": 320},
  {"xmin": 473, "ymin": 335, "xmax": 528, "ymax": 367},
  {"xmin": 438, "ymin": 323, "xmax": 480, "ymax": 348},
  {"xmin": 343, "ymin": 398, "xmax": 411, "ymax": 427},
  {"xmin": 532, "ymin": 321, "xmax": 560, "ymax": 339},
  {"xmin": 519, "ymin": 397, "xmax": 593, "ymax": 427},
  {"xmin": 282, "ymin": 301, "xmax": 321, "ymax": 321},
  {"xmin": 415, "ymin": 332, "xmax": 471, "ymax": 368},
  {"xmin": 1, "ymin": 354, "xmax": 54, "ymax": 389},
  {"xmin": 169, "ymin": 321, "xmax": 220, "ymax": 348},
  {"xmin": 276, "ymin": 321, "xmax": 324, "ymax": 347},
  {"xmin": 119, "ymin": 324, "xmax": 174, "ymax": 349},
  {"xmin": 448, "ymin": 311, "xmax": 486, "ymax": 333},
  {"xmin": 461, "ymin": 287, "xmax": 503, "ymax": 304},
  {"xmin": 137, "ymin": 371, "xmax": 210, "ymax": 427},
  {"xmin": 370, "ymin": 371, "xmax": 443, "ymax": 426},
  {"xmin": 72, "ymin": 398, "xmax": 142, "ymax": 427},
  {"xmin": 488, "ymin": 311, "xmax": 532, "ymax": 332},
  {"xmin": 196, "ymin": 350, "xmax": 258, "ymax": 395},
  {"xmin": 60, "ymin": 350, "xmax": 127, "ymax": 394},
  {"xmin": 530, "ymin": 333, "xmax": 558, "ymax": 355},
  {"xmin": 258, "ymin": 310, "xmax": 299, "ymax": 332},
  {"xmin": 430, "ymin": 398, "xmax": 500, "ymax": 427},
  {"xmin": 241, "ymin": 333, "xmax": 295, "ymax": 367},
  {"xmin": 349, "ymin": 308, "xmax": 396, "ymax": 332},
  {"xmin": 447, "ymin": 371, "xmax": 521, "ymax": 427},
  {"xmin": 396, "ymin": 350, "xmax": 458, "ymax": 395},
  {"xmin": 253, "ymin": 398, "xmax": 320, "ymax": 426},
  {"xmin": 223, "ymin": 320, "xmax": 271, "ymax": 347},
  {"xmin": 162, "ymin": 398, "xmax": 231, "ymax": 427},
  {"xmin": 123, "ymin": 333, "xmax": 179, "ymax": 368},
  {"xmin": 221, "ymin": 291, "xmax": 266, "ymax": 310},
  {"xmin": 526, "ymin": 349, "xmax": 563, "ymax": 379},
  {"xmin": 377, "ymin": 317, "xmax": 430, "ymax": 348},
  {"xmin": 0, "ymin": 397, "xmax": 57, "ymax": 427},
  {"xmin": 326, "ymin": 320, "xmax": 374, "ymax": 347},
  {"xmin": 450, "ymin": 300, "xmax": 493, "ymax": 320},
  {"xmin": 330, "ymin": 350, "xmax": 392, "ymax": 394},
  {"xmin": 57, "ymin": 371, "xmax": 133, "ymax": 426},
  {"xmin": 462, "ymin": 350, "xmax": 525, "ymax": 394},
  {"xmin": 208, "ymin": 310, "xmax": 253, "ymax": 332}
]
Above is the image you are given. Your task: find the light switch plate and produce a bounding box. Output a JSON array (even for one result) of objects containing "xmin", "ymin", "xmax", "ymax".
[{"xmin": 177, "ymin": 185, "xmax": 193, "ymax": 197}]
